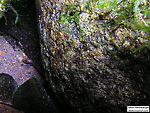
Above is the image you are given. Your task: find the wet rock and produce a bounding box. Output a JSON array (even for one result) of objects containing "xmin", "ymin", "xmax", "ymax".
[
  {"xmin": 0, "ymin": 104, "xmax": 24, "ymax": 113},
  {"xmin": 0, "ymin": 73, "xmax": 18, "ymax": 103},
  {"xmin": 12, "ymin": 77, "xmax": 58, "ymax": 113},
  {"xmin": 37, "ymin": 0, "xmax": 150, "ymax": 113}
]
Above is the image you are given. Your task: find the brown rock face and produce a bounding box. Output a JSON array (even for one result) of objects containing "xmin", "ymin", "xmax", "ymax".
[{"xmin": 37, "ymin": 0, "xmax": 150, "ymax": 113}]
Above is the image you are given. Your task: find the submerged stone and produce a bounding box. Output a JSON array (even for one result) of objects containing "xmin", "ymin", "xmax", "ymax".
[
  {"xmin": 12, "ymin": 77, "xmax": 58, "ymax": 113},
  {"xmin": 0, "ymin": 73, "xmax": 18, "ymax": 103},
  {"xmin": 37, "ymin": 0, "xmax": 150, "ymax": 113}
]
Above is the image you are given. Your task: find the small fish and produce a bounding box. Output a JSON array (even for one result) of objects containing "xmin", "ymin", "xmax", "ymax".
[{"xmin": 22, "ymin": 58, "xmax": 33, "ymax": 65}]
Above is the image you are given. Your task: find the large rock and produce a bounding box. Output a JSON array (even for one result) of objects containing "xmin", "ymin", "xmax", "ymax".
[{"xmin": 37, "ymin": 0, "xmax": 150, "ymax": 113}]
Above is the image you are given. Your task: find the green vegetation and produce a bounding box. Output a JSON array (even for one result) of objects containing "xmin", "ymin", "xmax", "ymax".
[
  {"xmin": 101, "ymin": 0, "xmax": 150, "ymax": 53},
  {"xmin": 0, "ymin": 0, "xmax": 18, "ymax": 24},
  {"xmin": 59, "ymin": 0, "xmax": 150, "ymax": 54},
  {"xmin": 59, "ymin": 3, "xmax": 83, "ymax": 41}
]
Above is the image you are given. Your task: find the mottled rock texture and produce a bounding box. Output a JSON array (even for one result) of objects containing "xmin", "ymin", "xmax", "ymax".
[{"xmin": 38, "ymin": 0, "xmax": 150, "ymax": 113}]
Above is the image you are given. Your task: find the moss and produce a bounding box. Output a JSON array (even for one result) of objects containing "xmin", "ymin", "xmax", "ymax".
[
  {"xmin": 0, "ymin": 0, "xmax": 18, "ymax": 24},
  {"xmin": 59, "ymin": 0, "xmax": 150, "ymax": 54}
]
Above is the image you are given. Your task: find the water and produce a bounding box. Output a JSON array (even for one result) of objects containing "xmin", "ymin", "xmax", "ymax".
[{"xmin": 11, "ymin": 0, "xmax": 39, "ymax": 44}]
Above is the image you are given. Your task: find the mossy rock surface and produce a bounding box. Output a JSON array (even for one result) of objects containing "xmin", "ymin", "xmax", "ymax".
[{"xmin": 38, "ymin": 0, "xmax": 150, "ymax": 113}]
